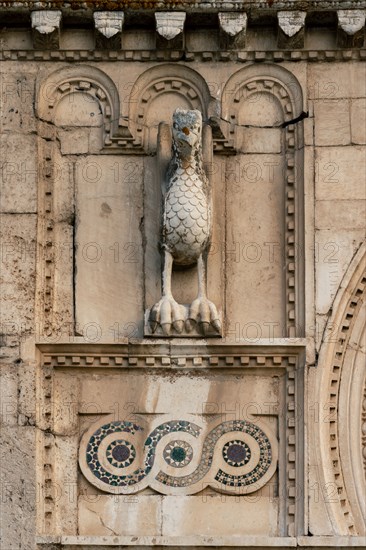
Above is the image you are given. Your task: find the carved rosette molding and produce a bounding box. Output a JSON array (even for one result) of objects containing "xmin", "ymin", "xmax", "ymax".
[
  {"xmin": 36, "ymin": 342, "xmax": 305, "ymax": 536},
  {"xmin": 222, "ymin": 65, "xmax": 304, "ymax": 338},
  {"xmin": 315, "ymin": 244, "xmax": 366, "ymax": 536}
]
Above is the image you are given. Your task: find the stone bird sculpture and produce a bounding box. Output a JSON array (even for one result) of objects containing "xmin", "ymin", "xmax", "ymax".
[{"xmin": 149, "ymin": 108, "xmax": 221, "ymax": 336}]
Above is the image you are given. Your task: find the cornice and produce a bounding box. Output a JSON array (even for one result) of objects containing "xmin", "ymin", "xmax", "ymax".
[{"xmin": 0, "ymin": 0, "xmax": 366, "ymax": 11}]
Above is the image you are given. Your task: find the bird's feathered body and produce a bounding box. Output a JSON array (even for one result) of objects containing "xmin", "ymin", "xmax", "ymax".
[
  {"xmin": 161, "ymin": 109, "xmax": 211, "ymax": 267},
  {"xmin": 163, "ymin": 166, "xmax": 211, "ymax": 266},
  {"xmin": 148, "ymin": 108, "xmax": 220, "ymax": 336}
]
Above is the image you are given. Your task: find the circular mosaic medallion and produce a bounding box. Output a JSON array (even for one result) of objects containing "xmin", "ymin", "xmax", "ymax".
[
  {"xmin": 222, "ymin": 440, "xmax": 251, "ymax": 467},
  {"xmin": 163, "ymin": 440, "xmax": 194, "ymax": 468},
  {"xmin": 106, "ymin": 439, "xmax": 136, "ymax": 468},
  {"xmin": 83, "ymin": 420, "xmax": 147, "ymax": 490}
]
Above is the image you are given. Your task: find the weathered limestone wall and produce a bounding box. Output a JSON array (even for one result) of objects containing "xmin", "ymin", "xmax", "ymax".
[{"xmin": 0, "ymin": 4, "xmax": 365, "ymax": 549}]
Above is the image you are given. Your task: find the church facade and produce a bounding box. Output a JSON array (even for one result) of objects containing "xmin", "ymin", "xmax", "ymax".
[{"xmin": 0, "ymin": 2, "xmax": 365, "ymax": 548}]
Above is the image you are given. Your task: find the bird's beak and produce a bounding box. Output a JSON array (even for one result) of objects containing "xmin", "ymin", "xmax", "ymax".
[{"xmin": 178, "ymin": 127, "xmax": 197, "ymax": 148}]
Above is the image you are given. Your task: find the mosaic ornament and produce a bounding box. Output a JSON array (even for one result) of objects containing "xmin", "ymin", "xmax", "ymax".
[
  {"xmin": 84, "ymin": 421, "xmax": 146, "ymax": 488},
  {"xmin": 143, "ymin": 419, "xmax": 201, "ymax": 477},
  {"xmin": 106, "ymin": 440, "xmax": 136, "ymax": 468},
  {"xmin": 223, "ymin": 440, "xmax": 251, "ymax": 467},
  {"xmin": 79, "ymin": 415, "xmax": 277, "ymax": 495},
  {"xmin": 163, "ymin": 440, "xmax": 194, "ymax": 468},
  {"xmin": 155, "ymin": 420, "xmax": 273, "ymax": 490}
]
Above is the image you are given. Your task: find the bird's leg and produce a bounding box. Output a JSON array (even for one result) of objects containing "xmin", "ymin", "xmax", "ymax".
[
  {"xmin": 186, "ymin": 254, "xmax": 221, "ymax": 335},
  {"xmin": 149, "ymin": 250, "xmax": 185, "ymax": 336}
]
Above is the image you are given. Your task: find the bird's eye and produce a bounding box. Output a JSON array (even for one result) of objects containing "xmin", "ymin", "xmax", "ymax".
[{"xmin": 173, "ymin": 123, "xmax": 179, "ymax": 129}]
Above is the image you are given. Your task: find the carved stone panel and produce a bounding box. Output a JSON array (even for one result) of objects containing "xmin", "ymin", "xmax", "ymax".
[
  {"xmin": 222, "ymin": 65, "xmax": 305, "ymax": 338},
  {"xmin": 74, "ymin": 156, "xmax": 144, "ymax": 340},
  {"xmin": 35, "ymin": 343, "xmax": 305, "ymax": 540}
]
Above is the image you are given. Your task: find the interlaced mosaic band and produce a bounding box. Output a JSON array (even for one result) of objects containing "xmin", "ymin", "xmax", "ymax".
[{"xmin": 79, "ymin": 415, "xmax": 278, "ymax": 495}]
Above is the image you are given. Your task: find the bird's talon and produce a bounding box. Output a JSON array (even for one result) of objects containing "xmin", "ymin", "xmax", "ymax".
[
  {"xmin": 161, "ymin": 323, "xmax": 171, "ymax": 336},
  {"xmin": 150, "ymin": 321, "xmax": 158, "ymax": 333},
  {"xmin": 188, "ymin": 298, "xmax": 221, "ymax": 335},
  {"xmin": 149, "ymin": 296, "xmax": 184, "ymax": 335},
  {"xmin": 173, "ymin": 320, "xmax": 184, "ymax": 333},
  {"xmin": 185, "ymin": 319, "xmax": 196, "ymax": 333}
]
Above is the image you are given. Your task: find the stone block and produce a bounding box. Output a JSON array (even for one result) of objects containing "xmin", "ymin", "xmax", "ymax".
[
  {"xmin": 315, "ymin": 146, "xmax": 366, "ymax": 200},
  {"xmin": 79, "ymin": 371, "xmax": 279, "ymax": 416},
  {"xmin": 0, "ymin": 340, "xmax": 20, "ymax": 364},
  {"xmin": 0, "ymin": 426, "xmax": 36, "ymax": 549},
  {"xmin": 0, "ymin": 71, "xmax": 37, "ymax": 133},
  {"xmin": 315, "ymin": 200, "xmax": 366, "ymax": 230},
  {"xmin": 241, "ymin": 128, "xmax": 282, "ymax": 154},
  {"xmin": 54, "ymin": 437, "xmax": 78, "ymax": 535},
  {"xmin": 315, "ymin": 229, "xmax": 365, "ymax": 314},
  {"xmin": 350, "ymin": 99, "xmax": 366, "ymax": 144},
  {"xmin": 54, "ymin": 92, "xmax": 104, "ymax": 128},
  {"xmin": 58, "ymin": 128, "xmax": 89, "ymax": 155},
  {"xmin": 226, "ymin": 154, "xmax": 286, "ymax": 338},
  {"xmin": 308, "ymin": 63, "xmax": 366, "ymax": 99},
  {"xmin": 303, "ymin": 116, "xmax": 314, "ymax": 146},
  {"xmin": 0, "ymin": 134, "xmax": 37, "ymax": 213},
  {"xmin": 17, "ymin": 363, "xmax": 36, "ymax": 425},
  {"xmin": 79, "ymin": 495, "xmax": 162, "ymax": 535},
  {"xmin": 161, "ymin": 495, "xmax": 279, "ymax": 536},
  {"xmin": 75, "ymin": 156, "xmax": 144, "ymax": 340},
  {"xmin": 314, "ymin": 101, "xmax": 351, "ymax": 146},
  {"xmin": 0, "ymin": 364, "xmax": 18, "ymax": 426},
  {"xmin": 0, "ymin": 215, "xmax": 37, "ymax": 332}
]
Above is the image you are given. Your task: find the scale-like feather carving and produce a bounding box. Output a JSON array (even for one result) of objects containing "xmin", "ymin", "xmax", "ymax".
[{"xmin": 149, "ymin": 108, "xmax": 220, "ymax": 336}]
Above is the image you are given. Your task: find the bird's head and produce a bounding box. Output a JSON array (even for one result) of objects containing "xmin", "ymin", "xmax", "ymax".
[{"xmin": 172, "ymin": 109, "xmax": 202, "ymax": 160}]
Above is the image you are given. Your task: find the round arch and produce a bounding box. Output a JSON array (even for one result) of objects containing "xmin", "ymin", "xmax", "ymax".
[
  {"xmin": 314, "ymin": 242, "xmax": 366, "ymax": 535},
  {"xmin": 128, "ymin": 64, "xmax": 214, "ymax": 151},
  {"xmin": 36, "ymin": 65, "xmax": 121, "ymax": 142}
]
